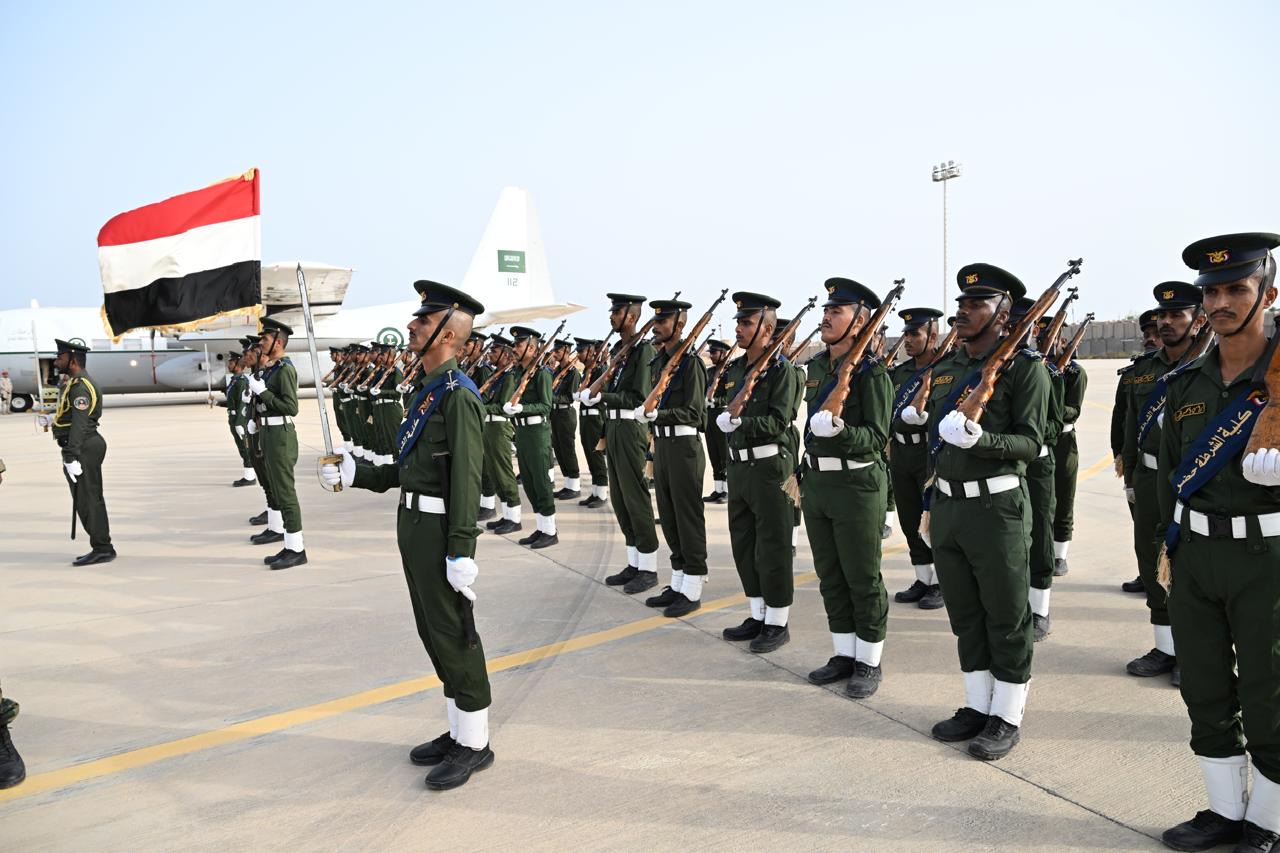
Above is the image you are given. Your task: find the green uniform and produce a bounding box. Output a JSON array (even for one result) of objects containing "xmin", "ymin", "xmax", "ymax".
[
  {"xmin": 482, "ymin": 369, "xmax": 520, "ymax": 511},
  {"xmin": 579, "ymin": 363, "xmax": 609, "ymax": 490},
  {"xmin": 1122, "ymin": 349, "xmax": 1175, "ymax": 627},
  {"xmin": 370, "ymin": 368, "xmax": 405, "ymax": 464},
  {"xmin": 1159, "ymin": 347, "xmax": 1280, "ymax": 784},
  {"xmin": 927, "ymin": 346, "xmax": 1048, "ymax": 686},
  {"xmin": 787, "ymin": 359, "xmax": 805, "ymax": 539},
  {"xmin": 52, "ymin": 373, "xmax": 112, "ymax": 551},
  {"xmin": 649, "ymin": 346, "xmax": 708, "ymax": 577},
  {"xmin": 227, "ymin": 373, "xmax": 254, "ymax": 470},
  {"xmin": 255, "ymin": 358, "xmax": 302, "ymax": 535},
  {"xmin": 510, "ymin": 364, "xmax": 555, "ymax": 517},
  {"xmin": 1052, "ymin": 361, "xmax": 1087, "ymax": 545},
  {"xmin": 600, "ymin": 339, "xmax": 660, "ymax": 559},
  {"xmin": 801, "ymin": 351, "xmax": 892, "ymax": 646},
  {"xmin": 705, "ymin": 361, "xmax": 730, "ymax": 491},
  {"xmin": 351, "ymin": 360, "xmax": 491, "ymax": 712},
  {"xmin": 1026, "ymin": 364, "xmax": 1063, "ymax": 593},
  {"xmin": 550, "ymin": 366, "xmax": 581, "ymax": 485},
  {"xmin": 888, "ymin": 360, "xmax": 934, "ymax": 569},
  {"xmin": 467, "ymin": 361, "xmax": 495, "ymax": 499},
  {"xmin": 722, "ymin": 353, "xmax": 801, "ymax": 613}
]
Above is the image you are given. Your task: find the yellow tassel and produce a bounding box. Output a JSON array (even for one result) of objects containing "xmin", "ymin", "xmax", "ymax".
[
  {"xmin": 1156, "ymin": 543, "xmax": 1172, "ymax": 593},
  {"xmin": 99, "ymin": 303, "xmax": 265, "ymax": 344},
  {"xmin": 781, "ymin": 472, "xmax": 801, "ymax": 503}
]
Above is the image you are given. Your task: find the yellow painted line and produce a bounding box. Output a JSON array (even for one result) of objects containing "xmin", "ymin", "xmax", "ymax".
[
  {"xmin": 0, "ymin": 547, "xmax": 904, "ymax": 805},
  {"xmin": 1084, "ymin": 400, "xmax": 1112, "ymax": 412},
  {"xmin": 1078, "ymin": 453, "xmax": 1113, "ymax": 483}
]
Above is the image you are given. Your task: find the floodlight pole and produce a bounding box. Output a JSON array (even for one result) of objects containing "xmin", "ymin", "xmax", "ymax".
[{"xmin": 932, "ymin": 161, "xmax": 963, "ymax": 310}]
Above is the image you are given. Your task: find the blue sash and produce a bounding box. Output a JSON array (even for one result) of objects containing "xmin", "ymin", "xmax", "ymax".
[
  {"xmin": 260, "ymin": 356, "xmax": 292, "ymax": 383},
  {"xmin": 1136, "ymin": 359, "xmax": 1198, "ymax": 446},
  {"xmin": 928, "ymin": 369, "xmax": 982, "ymax": 456},
  {"xmin": 891, "ymin": 366, "xmax": 929, "ymax": 421},
  {"xmin": 396, "ymin": 369, "xmax": 480, "ymax": 464},
  {"xmin": 658, "ymin": 356, "xmax": 692, "ymax": 407},
  {"xmin": 1163, "ymin": 385, "xmax": 1268, "ymax": 557}
]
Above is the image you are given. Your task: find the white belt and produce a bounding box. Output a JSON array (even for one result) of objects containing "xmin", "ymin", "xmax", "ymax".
[
  {"xmin": 936, "ymin": 474, "xmax": 1021, "ymax": 499},
  {"xmin": 262, "ymin": 416, "xmax": 293, "ymax": 427},
  {"xmin": 373, "ymin": 399, "xmax": 399, "ymax": 406},
  {"xmin": 402, "ymin": 491, "xmax": 446, "ymax": 514},
  {"xmin": 1062, "ymin": 423, "xmax": 1076, "ymax": 433},
  {"xmin": 893, "ymin": 432, "xmax": 924, "ymax": 445},
  {"xmin": 1038, "ymin": 445, "xmax": 1049, "ymax": 458},
  {"xmin": 582, "ymin": 408, "xmax": 600, "ymax": 417},
  {"xmin": 554, "ymin": 403, "xmax": 573, "ymax": 410},
  {"xmin": 805, "ymin": 454, "xmax": 874, "ymax": 472},
  {"xmin": 731, "ymin": 443, "xmax": 780, "ymax": 462},
  {"xmin": 608, "ymin": 409, "xmax": 636, "ymax": 420},
  {"xmin": 1142, "ymin": 452, "xmax": 1158, "ymax": 470},
  {"xmin": 1176, "ymin": 501, "xmax": 1280, "ymax": 539},
  {"xmin": 655, "ymin": 424, "xmax": 698, "ymax": 438},
  {"xmin": 515, "ymin": 415, "xmax": 545, "ymax": 426},
  {"xmin": 485, "ymin": 414, "xmax": 507, "ymax": 423}
]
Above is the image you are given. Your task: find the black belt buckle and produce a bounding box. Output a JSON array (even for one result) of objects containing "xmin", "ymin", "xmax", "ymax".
[{"xmin": 1206, "ymin": 513, "xmax": 1233, "ymax": 539}]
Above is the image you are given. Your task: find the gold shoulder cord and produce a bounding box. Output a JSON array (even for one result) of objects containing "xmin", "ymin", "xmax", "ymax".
[{"xmin": 52, "ymin": 378, "xmax": 97, "ymax": 428}]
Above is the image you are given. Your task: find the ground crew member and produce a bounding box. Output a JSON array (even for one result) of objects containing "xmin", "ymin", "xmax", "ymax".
[
  {"xmin": 800, "ymin": 279, "xmax": 893, "ymax": 696},
  {"xmin": 579, "ymin": 295, "xmax": 660, "ymax": 592},
  {"xmin": 889, "ymin": 307, "xmax": 944, "ymax": 610},
  {"xmin": 42, "ymin": 339, "xmax": 115, "ymax": 566},
  {"xmin": 481, "ymin": 336, "xmax": 523, "ymax": 534},
  {"xmin": 1117, "ymin": 311, "xmax": 1160, "ymax": 594},
  {"xmin": 717, "ymin": 293, "xmax": 802, "ymax": 653},
  {"xmin": 1122, "ymin": 282, "xmax": 1205, "ymax": 685},
  {"xmin": 549, "ymin": 339, "xmax": 582, "ymax": 500},
  {"xmin": 917, "ymin": 264, "xmax": 1048, "ymax": 761},
  {"xmin": 503, "ymin": 327, "xmax": 559, "ymax": 549},
  {"xmin": 226, "ymin": 351, "xmax": 257, "ymax": 488},
  {"xmin": 246, "ymin": 318, "xmax": 306, "ymax": 569},
  {"xmin": 0, "ymin": 369, "xmax": 12, "ymax": 415},
  {"xmin": 575, "ymin": 338, "xmax": 610, "ymax": 508},
  {"xmin": 636, "ymin": 299, "xmax": 708, "ymax": 617},
  {"xmin": 322, "ymin": 281, "xmax": 495, "ymax": 791},
  {"xmin": 1157, "ymin": 232, "xmax": 1280, "ymax": 853},
  {"xmin": 703, "ymin": 339, "xmax": 732, "ymax": 503}
]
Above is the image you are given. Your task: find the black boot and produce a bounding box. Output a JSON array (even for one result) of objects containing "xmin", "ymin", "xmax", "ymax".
[
  {"xmin": 808, "ymin": 656, "xmax": 856, "ymax": 685},
  {"xmin": 1053, "ymin": 557, "xmax": 1069, "ymax": 577},
  {"xmin": 410, "ymin": 732, "xmax": 455, "ymax": 766},
  {"xmin": 553, "ymin": 487, "xmax": 580, "ymax": 500},
  {"xmin": 1161, "ymin": 810, "xmax": 1243, "ymax": 851},
  {"xmin": 1127, "ymin": 648, "xmax": 1177, "ymax": 677},
  {"xmin": 605, "ymin": 565, "xmax": 638, "ymax": 587},
  {"xmin": 662, "ymin": 593, "xmax": 700, "ymax": 618},
  {"xmin": 490, "ymin": 519, "xmax": 522, "ymax": 535},
  {"xmin": 518, "ymin": 529, "xmax": 541, "ymax": 546},
  {"xmin": 264, "ymin": 548, "xmax": 288, "ymax": 565},
  {"xmin": 1121, "ymin": 576, "xmax": 1145, "ymax": 593},
  {"xmin": 485, "ymin": 516, "xmax": 505, "ymax": 530},
  {"xmin": 749, "ymin": 624, "xmax": 790, "ymax": 653},
  {"xmin": 918, "ymin": 585, "xmax": 944, "ymax": 610},
  {"xmin": 967, "ymin": 716, "xmax": 1020, "ymax": 760},
  {"xmin": 249, "ymin": 511, "xmax": 268, "ymax": 525},
  {"xmin": 0, "ymin": 722, "xmax": 24, "ymax": 789},
  {"xmin": 1234, "ymin": 820, "xmax": 1280, "ymax": 853},
  {"xmin": 269, "ymin": 549, "xmax": 307, "ymax": 570},
  {"xmin": 846, "ymin": 661, "xmax": 883, "ymax": 699},
  {"xmin": 645, "ymin": 587, "xmax": 680, "ymax": 608},
  {"xmin": 931, "ymin": 707, "xmax": 989, "ymax": 742},
  {"xmin": 1033, "ymin": 614, "xmax": 1051, "ymax": 642},
  {"xmin": 722, "ymin": 617, "xmax": 763, "ymax": 642},
  {"xmin": 250, "ymin": 529, "xmax": 284, "ymax": 545},
  {"xmin": 232, "ymin": 477, "xmax": 255, "ymax": 487},
  {"xmin": 702, "ymin": 490, "xmax": 722, "ymax": 503},
  {"xmin": 425, "ymin": 742, "xmax": 495, "ymax": 791},
  {"xmin": 476, "ymin": 506, "xmax": 496, "ymax": 522},
  {"xmin": 529, "ymin": 532, "xmax": 558, "ymax": 549},
  {"xmin": 622, "ymin": 571, "xmax": 658, "ymax": 595},
  {"xmin": 72, "ymin": 548, "xmax": 116, "ymax": 566},
  {"xmin": 582, "ymin": 495, "xmax": 608, "ymax": 508},
  {"xmin": 1171, "ymin": 666, "xmax": 1182, "ymax": 689},
  {"xmin": 895, "ymin": 579, "xmax": 928, "ymax": 603}
]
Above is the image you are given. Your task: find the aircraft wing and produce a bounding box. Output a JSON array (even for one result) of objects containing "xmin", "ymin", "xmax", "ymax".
[
  {"xmin": 477, "ymin": 302, "xmax": 586, "ymax": 329},
  {"xmin": 176, "ymin": 261, "xmax": 354, "ymax": 344}
]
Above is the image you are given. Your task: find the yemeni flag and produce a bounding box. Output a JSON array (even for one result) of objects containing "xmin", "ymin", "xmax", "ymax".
[{"xmin": 98, "ymin": 168, "xmax": 262, "ymax": 336}]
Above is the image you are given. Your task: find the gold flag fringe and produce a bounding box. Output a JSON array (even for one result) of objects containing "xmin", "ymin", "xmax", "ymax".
[
  {"xmin": 100, "ymin": 303, "xmax": 264, "ymax": 344},
  {"xmin": 1156, "ymin": 543, "xmax": 1172, "ymax": 593}
]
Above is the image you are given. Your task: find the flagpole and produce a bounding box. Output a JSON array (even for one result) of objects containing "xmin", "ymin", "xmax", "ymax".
[
  {"xmin": 295, "ymin": 263, "xmax": 342, "ymax": 491},
  {"xmin": 203, "ymin": 343, "xmax": 213, "ymax": 406}
]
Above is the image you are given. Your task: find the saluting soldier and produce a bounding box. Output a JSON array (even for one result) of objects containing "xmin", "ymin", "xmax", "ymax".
[
  {"xmin": 922, "ymin": 265, "xmax": 1048, "ymax": 761},
  {"xmin": 1157, "ymin": 233, "xmax": 1280, "ymax": 852},
  {"xmin": 226, "ymin": 350, "xmax": 258, "ymax": 488},
  {"xmin": 549, "ymin": 339, "xmax": 583, "ymax": 500},
  {"xmin": 481, "ymin": 336, "xmax": 523, "ymax": 534},
  {"xmin": 321, "ymin": 281, "xmax": 495, "ymax": 791},
  {"xmin": 579, "ymin": 295, "xmax": 660, "ymax": 592},
  {"xmin": 717, "ymin": 293, "xmax": 802, "ymax": 652},
  {"xmin": 1049, "ymin": 325, "xmax": 1088, "ymax": 577},
  {"xmin": 636, "ymin": 298, "xmax": 709, "ymax": 617},
  {"xmin": 800, "ymin": 279, "xmax": 893, "ymax": 696},
  {"xmin": 703, "ymin": 339, "xmax": 732, "ymax": 503},
  {"xmin": 889, "ymin": 307, "xmax": 944, "ymax": 610},
  {"xmin": 1122, "ymin": 282, "xmax": 1205, "ymax": 685},
  {"xmin": 45, "ymin": 339, "xmax": 115, "ymax": 566},
  {"xmin": 575, "ymin": 338, "xmax": 610, "ymax": 508},
  {"xmin": 1116, "ymin": 311, "xmax": 1160, "ymax": 594},
  {"xmin": 503, "ymin": 327, "xmax": 559, "ymax": 548},
  {"xmin": 245, "ymin": 318, "xmax": 307, "ymax": 569}
]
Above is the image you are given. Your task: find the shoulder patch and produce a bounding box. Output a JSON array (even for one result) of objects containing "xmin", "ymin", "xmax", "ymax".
[
  {"xmin": 1019, "ymin": 348, "xmax": 1043, "ymax": 361},
  {"xmin": 724, "ymin": 380, "xmax": 737, "ymax": 390},
  {"xmin": 934, "ymin": 374, "xmax": 954, "ymax": 386},
  {"xmin": 805, "ymin": 379, "xmax": 820, "ymax": 388},
  {"xmin": 74, "ymin": 396, "xmax": 89, "ymax": 411},
  {"xmin": 1173, "ymin": 401, "xmax": 1205, "ymax": 422}
]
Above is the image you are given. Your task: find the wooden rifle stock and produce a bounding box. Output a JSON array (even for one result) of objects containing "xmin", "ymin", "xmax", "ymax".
[
  {"xmin": 587, "ymin": 318, "xmax": 658, "ymax": 397},
  {"xmin": 705, "ymin": 344, "xmax": 738, "ymax": 404},
  {"xmin": 908, "ymin": 323, "xmax": 960, "ymax": 411},
  {"xmin": 642, "ymin": 289, "xmax": 729, "ymax": 413},
  {"xmin": 477, "ymin": 363, "xmax": 512, "ymax": 397},
  {"xmin": 1039, "ymin": 286, "xmax": 1078, "ymax": 360},
  {"xmin": 510, "ymin": 320, "xmax": 567, "ymax": 405},
  {"xmin": 820, "ymin": 281, "xmax": 906, "ymax": 417},
  {"xmin": 881, "ymin": 333, "xmax": 907, "ymax": 367},
  {"xmin": 1245, "ymin": 316, "xmax": 1280, "ymax": 455},
  {"xmin": 726, "ymin": 297, "xmax": 818, "ymax": 418},
  {"xmin": 1054, "ymin": 313, "xmax": 1095, "ymax": 371},
  {"xmin": 957, "ymin": 258, "xmax": 1082, "ymax": 423},
  {"xmin": 785, "ymin": 326, "xmax": 821, "ymax": 362}
]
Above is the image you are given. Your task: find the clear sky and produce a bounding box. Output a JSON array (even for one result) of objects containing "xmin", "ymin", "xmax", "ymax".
[{"xmin": 2, "ymin": 1, "xmax": 1277, "ymax": 333}]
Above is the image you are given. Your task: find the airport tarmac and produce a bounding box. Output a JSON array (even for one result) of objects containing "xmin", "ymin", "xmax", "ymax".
[{"xmin": 0, "ymin": 359, "xmax": 1201, "ymax": 851}]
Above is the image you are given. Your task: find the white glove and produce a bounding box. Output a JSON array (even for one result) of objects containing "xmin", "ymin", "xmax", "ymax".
[
  {"xmin": 36, "ymin": 413, "xmax": 51, "ymax": 428},
  {"xmin": 246, "ymin": 375, "xmax": 267, "ymax": 395},
  {"xmin": 635, "ymin": 405, "xmax": 658, "ymax": 422},
  {"xmin": 939, "ymin": 410, "xmax": 982, "ymax": 449},
  {"xmin": 320, "ymin": 450, "xmax": 356, "ymax": 488},
  {"xmin": 503, "ymin": 402, "xmax": 523, "ymax": 416},
  {"xmin": 339, "ymin": 382, "xmax": 350, "ymax": 392},
  {"xmin": 395, "ymin": 383, "xmax": 408, "ymax": 394},
  {"xmin": 1124, "ymin": 486, "xmax": 1136, "ymax": 504},
  {"xmin": 1242, "ymin": 448, "xmax": 1280, "ymax": 487},
  {"xmin": 370, "ymin": 386, "xmax": 380, "ymax": 397},
  {"xmin": 446, "ymin": 556, "xmax": 478, "ymax": 601},
  {"xmin": 716, "ymin": 410, "xmax": 742, "ymax": 433},
  {"xmin": 900, "ymin": 405, "xmax": 928, "ymax": 426},
  {"xmin": 246, "ymin": 419, "xmax": 258, "ymax": 435},
  {"xmin": 809, "ymin": 410, "xmax": 844, "ymax": 438},
  {"xmin": 64, "ymin": 460, "xmax": 82, "ymax": 482},
  {"xmin": 580, "ymin": 391, "xmax": 601, "ymax": 406},
  {"xmin": 1157, "ymin": 410, "xmax": 1165, "ymax": 428},
  {"xmin": 235, "ymin": 425, "xmax": 246, "ymax": 438}
]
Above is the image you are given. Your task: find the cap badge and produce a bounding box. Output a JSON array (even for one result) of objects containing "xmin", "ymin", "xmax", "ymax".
[
  {"xmin": 1207, "ymin": 249, "xmax": 1230, "ymax": 264},
  {"xmin": 1162, "ymin": 289, "xmax": 1175, "ymax": 300},
  {"xmin": 965, "ymin": 274, "xmax": 979, "ymax": 285},
  {"xmin": 902, "ymin": 313, "xmax": 912, "ymax": 321}
]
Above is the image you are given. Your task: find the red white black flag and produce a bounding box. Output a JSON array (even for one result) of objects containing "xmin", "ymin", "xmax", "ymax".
[{"xmin": 98, "ymin": 169, "xmax": 262, "ymax": 336}]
